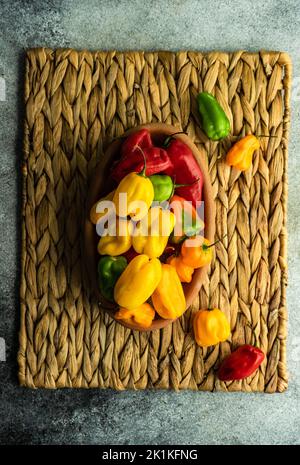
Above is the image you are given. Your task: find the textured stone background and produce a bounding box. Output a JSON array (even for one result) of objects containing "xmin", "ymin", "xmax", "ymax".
[{"xmin": 0, "ymin": 0, "xmax": 299, "ymax": 445}]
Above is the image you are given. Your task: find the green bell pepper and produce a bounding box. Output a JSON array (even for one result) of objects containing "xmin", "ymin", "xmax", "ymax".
[
  {"xmin": 149, "ymin": 174, "xmax": 174, "ymax": 201},
  {"xmin": 98, "ymin": 255, "xmax": 127, "ymax": 302},
  {"xmin": 197, "ymin": 92, "xmax": 230, "ymax": 140}
]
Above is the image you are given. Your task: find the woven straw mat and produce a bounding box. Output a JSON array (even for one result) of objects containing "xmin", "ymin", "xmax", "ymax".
[{"xmin": 19, "ymin": 49, "xmax": 291, "ymax": 391}]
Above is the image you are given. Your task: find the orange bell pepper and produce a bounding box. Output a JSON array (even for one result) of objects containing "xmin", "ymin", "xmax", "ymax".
[
  {"xmin": 167, "ymin": 255, "xmax": 194, "ymax": 283},
  {"xmin": 226, "ymin": 135, "xmax": 260, "ymax": 171}
]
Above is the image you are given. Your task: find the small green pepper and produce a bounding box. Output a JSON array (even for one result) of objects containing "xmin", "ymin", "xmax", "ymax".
[
  {"xmin": 98, "ymin": 256, "xmax": 127, "ymax": 302},
  {"xmin": 149, "ymin": 174, "xmax": 174, "ymax": 201},
  {"xmin": 197, "ymin": 92, "xmax": 230, "ymax": 140}
]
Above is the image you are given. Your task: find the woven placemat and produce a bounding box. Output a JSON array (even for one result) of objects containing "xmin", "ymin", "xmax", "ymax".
[{"xmin": 18, "ymin": 48, "xmax": 291, "ymax": 391}]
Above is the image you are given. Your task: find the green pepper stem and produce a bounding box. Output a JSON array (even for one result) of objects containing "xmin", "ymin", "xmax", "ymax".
[
  {"xmin": 230, "ymin": 134, "xmax": 279, "ymax": 140},
  {"xmin": 134, "ymin": 145, "xmax": 147, "ymax": 177},
  {"xmin": 207, "ymin": 295, "xmax": 212, "ymax": 309},
  {"xmin": 169, "ymin": 176, "xmax": 200, "ymax": 200},
  {"xmin": 256, "ymin": 135, "xmax": 279, "ymax": 138},
  {"xmin": 169, "ymin": 175, "xmax": 177, "ymax": 199},
  {"xmin": 162, "ymin": 131, "xmax": 186, "ymax": 147}
]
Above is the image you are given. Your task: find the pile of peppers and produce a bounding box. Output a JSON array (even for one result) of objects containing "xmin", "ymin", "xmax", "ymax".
[
  {"xmin": 91, "ymin": 127, "xmax": 208, "ymax": 328},
  {"xmin": 90, "ymin": 90, "xmax": 265, "ymax": 382}
]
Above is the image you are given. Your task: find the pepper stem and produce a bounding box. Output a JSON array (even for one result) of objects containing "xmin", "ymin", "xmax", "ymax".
[
  {"xmin": 169, "ymin": 176, "xmax": 200, "ymax": 200},
  {"xmin": 163, "ymin": 131, "xmax": 186, "ymax": 147},
  {"xmin": 231, "ymin": 134, "xmax": 279, "ymax": 140},
  {"xmin": 256, "ymin": 135, "xmax": 279, "ymax": 139},
  {"xmin": 134, "ymin": 145, "xmax": 147, "ymax": 177},
  {"xmin": 202, "ymin": 234, "xmax": 227, "ymax": 250},
  {"xmin": 169, "ymin": 175, "xmax": 177, "ymax": 199},
  {"xmin": 207, "ymin": 294, "xmax": 212, "ymax": 309}
]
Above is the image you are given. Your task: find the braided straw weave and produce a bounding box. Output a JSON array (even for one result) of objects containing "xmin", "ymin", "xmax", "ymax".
[{"xmin": 19, "ymin": 49, "xmax": 291, "ymax": 391}]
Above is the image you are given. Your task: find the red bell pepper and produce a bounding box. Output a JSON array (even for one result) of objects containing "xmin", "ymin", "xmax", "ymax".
[
  {"xmin": 121, "ymin": 128, "xmax": 152, "ymax": 155},
  {"xmin": 111, "ymin": 129, "xmax": 173, "ymax": 183},
  {"xmin": 218, "ymin": 344, "xmax": 265, "ymax": 381},
  {"xmin": 163, "ymin": 136, "xmax": 203, "ymax": 206}
]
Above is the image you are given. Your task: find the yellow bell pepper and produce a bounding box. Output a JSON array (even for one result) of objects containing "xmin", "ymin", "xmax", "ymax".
[
  {"xmin": 132, "ymin": 207, "xmax": 175, "ymax": 258},
  {"xmin": 115, "ymin": 303, "xmax": 155, "ymax": 328},
  {"xmin": 114, "ymin": 254, "xmax": 162, "ymax": 309},
  {"xmin": 97, "ymin": 218, "xmax": 132, "ymax": 256},
  {"xmin": 152, "ymin": 264, "xmax": 186, "ymax": 319},
  {"xmin": 226, "ymin": 135, "xmax": 260, "ymax": 171},
  {"xmin": 193, "ymin": 308, "xmax": 230, "ymax": 347},
  {"xmin": 167, "ymin": 255, "xmax": 194, "ymax": 283},
  {"xmin": 113, "ymin": 154, "xmax": 154, "ymax": 218},
  {"xmin": 90, "ymin": 190, "xmax": 115, "ymax": 225}
]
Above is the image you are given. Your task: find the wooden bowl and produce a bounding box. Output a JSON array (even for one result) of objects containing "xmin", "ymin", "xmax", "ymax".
[{"xmin": 84, "ymin": 123, "xmax": 216, "ymax": 331}]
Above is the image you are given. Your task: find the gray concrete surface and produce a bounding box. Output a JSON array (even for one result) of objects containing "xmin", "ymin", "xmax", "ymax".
[{"xmin": 0, "ymin": 0, "xmax": 300, "ymax": 445}]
